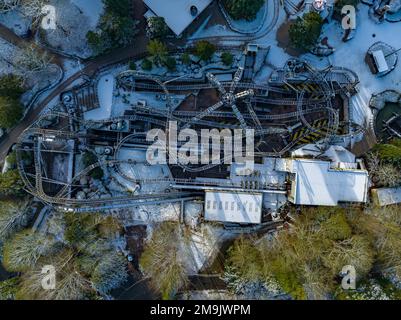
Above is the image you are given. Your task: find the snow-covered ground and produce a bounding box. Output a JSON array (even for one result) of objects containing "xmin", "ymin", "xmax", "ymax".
[
  {"xmin": 318, "ymin": 5, "xmax": 401, "ymax": 125},
  {"xmin": 0, "ymin": 38, "xmax": 62, "ymax": 110},
  {"xmin": 0, "ymin": 9, "xmax": 31, "ymax": 36},
  {"xmin": 0, "ymin": 38, "xmax": 18, "ymax": 75},
  {"xmin": 71, "ymin": 0, "xmax": 104, "ymax": 28},
  {"xmin": 40, "ymin": 0, "xmax": 104, "ymax": 58}
]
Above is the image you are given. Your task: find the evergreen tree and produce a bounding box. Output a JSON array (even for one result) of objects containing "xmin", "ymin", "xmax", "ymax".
[
  {"xmin": 87, "ymin": 0, "xmax": 138, "ymax": 55},
  {"xmin": 0, "ymin": 75, "xmax": 24, "ymax": 100},
  {"xmin": 147, "ymin": 39, "xmax": 168, "ymax": 66},
  {"xmin": 103, "ymin": 0, "xmax": 132, "ymax": 17},
  {"xmin": 146, "ymin": 17, "xmax": 170, "ymax": 39},
  {"xmin": 141, "ymin": 58, "xmax": 153, "ymax": 71},
  {"xmin": 194, "ymin": 41, "xmax": 216, "ymax": 61},
  {"xmin": 289, "ymin": 12, "xmax": 323, "ymax": 51},
  {"xmin": 221, "ymin": 52, "xmax": 234, "ymax": 66},
  {"xmin": 165, "ymin": 56, "xmax": 177, "ymax": 71},
  {"xmin": 82, "ymin": 152, "xmax": 103, "ymax": 180},
  {"xmin": 223, "ymin": 0, "xmax": 264, "ymax": 21},
  {"xmin": 181, "ymin": 52, "xmax": 191, "ymax": 65},
  {"xmin": 0, "ymin": 170, "xmax": 25, "ymax": 197},
  {"xmin": 0, "ymin": 96, "xmax": 23, "ymax": 129}
]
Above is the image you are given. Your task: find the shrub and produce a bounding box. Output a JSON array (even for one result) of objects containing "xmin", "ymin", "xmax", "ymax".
[
  {"xmin": 0, "ymin": 74, "xmax": 24, "ymax": 100},
  {"xmin": 181, "ymin": 52, "xmax": 191, "ymax": 65},
  {"xmin": 373, "ymin": 141, "xmax": 401, "ymax": 165},
  {"xmin": 223, "ymin": 0, "xmax": 264, "ymax": 21},
  {"xmin": 129, "ymin": 61, "xmax": 137, "ymax": 70},
  {"xmin": 289, "ymin": 12, "xmax": 323, "ymax": 51},
  {"xmin": 164, "ymin": 56, "xmax": 177, "ymax": 71},
  {"xmin": 194, "ymin": 41, "xmax": 216, "ymax": 61},
  {"xmin": 82, "ymin": 152, "xmax": 104, "ymax": 180},
  {"xmin": 221, "ymin": 52, "xmax": 234, "ymax": 66},
  {"xmin": 141, "ymin": 58, "xmax": 153, "ymax": 71},
  {"xmin": 147, "ymin": 39, "xmax": 168, "ymax": 66}
]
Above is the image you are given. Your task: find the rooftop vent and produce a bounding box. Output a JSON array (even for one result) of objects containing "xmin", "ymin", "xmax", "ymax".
[{"xmin": 190, "ymin": 5, "xmax": 198, "ymax": 16}]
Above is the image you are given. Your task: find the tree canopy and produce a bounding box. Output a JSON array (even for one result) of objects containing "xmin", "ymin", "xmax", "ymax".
[
  {"xmin": 0, "ymin": 96, "xmax": 23, "ymax": 129},
  {"xmin": 223, "ymin": 0, "xmax": 264, "ymax": 21},
  {"xmin": 0, "ymin": 75, "xmax": 24, "ymax": 100},
  {"xmin": 146, "ymin": 17, "xmax": 170, "ymax": 39},
  {"xmin": 2, "ymin": 213, "xmax": 127, "ymax": 300},
  {"xmin": 140, "ymin": 222, "xmax": 188, "ymax": 299},
  {"xmin": 289, "ymin": 12, "xmax": 323, "ymax": 52},
  {"xmin": 0, "ymin": 170, "xmax": 25, "ymax": 197},
  {"xmin": 194, "ymin": 41, "xmax": 216, "ymax": 61},
  {"xmin": 87, "ymin": 0, "xmax": 138, "ymax": 55},
  {"xmin": 373, "ymin": 139, "xmax": 401, "ymax": 165},
  {"xmin": 147, "ymin": 39, "xmax": 168, "ymax": 66},
  {"xmin": 225, "ymin": 206, "xmax": 401, "ymax": 300}
]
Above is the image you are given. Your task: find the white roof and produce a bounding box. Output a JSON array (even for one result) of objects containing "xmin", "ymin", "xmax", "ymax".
[
  {"xmin": 290, "ymin": 159, "xmax": 369, "ymax": 206},
  {"xmin": 204, "ymin": 191, "xmax": 263, "ymax": 224},
  {"xmin": 372, "ymin": 50, "xmax": 389, "ymax": 73},
  {"xmin": 374, "ymin": 187, "xmax": 401, "ymax": 206},
  {"xmin": 292, "ymin": 144, "xmax": 358, "ymax": 169},
  {"xmin": 144, "ymin": 0, "xmax": 212, "ymax": 36},
  {"xmin": 84, "ymin": 74, "xmax": 114, "ymax": 121}
]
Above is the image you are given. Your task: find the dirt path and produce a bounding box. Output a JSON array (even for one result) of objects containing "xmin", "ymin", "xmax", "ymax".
[{"xmin": 0, "ymin": 23, "xmax": 65, "ymax": 66}]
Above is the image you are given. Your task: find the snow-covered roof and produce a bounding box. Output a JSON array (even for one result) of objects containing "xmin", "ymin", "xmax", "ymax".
[
  {"xmin": 204, "ymin": 191, "xmax": 263, "ymax": 224},
  {"xmin": 290, "ymin": 159, "xmax": 369, "ymax": 206},
  {"xmin": 372, "ymin": 50, "xmax": 389, "ymax": 73},
  {"xmin": 84, "ymin": 74, "xmax": 114, "ymax": 121},
  {"xmin": 373, "ymin": 187, "xmax": 401, "ymax": 206},
  {"xmin": 144, "ymin": 0, "xmax": 213, "ymax": 36},
  {"xmin": 292, "ymin": 144, "xmax": 358, "ymax": 169}
]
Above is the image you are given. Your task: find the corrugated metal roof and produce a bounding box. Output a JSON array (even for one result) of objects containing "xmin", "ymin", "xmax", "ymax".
[{"xmin": 204, "ymin": 191, "xmax": 263, "ymax": 224}]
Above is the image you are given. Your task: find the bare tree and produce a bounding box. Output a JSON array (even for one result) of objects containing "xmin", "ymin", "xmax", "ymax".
[
  {"xmin": 20, "ymin": 0, "xmax": 48, "ymax": 25},
  {"xmin": 0, "ymin": 0, "xmax": 20, "ymax": 13},
  {"xmin": 0, "ymin": 199, "xmax": 31, "ymax": 242},
  {"xmin": 2, "ymin": 229, "xmax": 57, "ymax": 272},
  {"xmin": 301, "ymin": 264, "xmax": 331, "ymax": 300},
  {"xmin": 90, "ymin": 251, "xmax": 128, "ymax": 295},
  {"xmin": 18, "ymin": 249, "xmax": 92, "ymax": 300},
  {"xmin": 366, "ymin": 152, "xmax": 401, "ymax": 187},
  {"xmin": 14, "ymin": 44, "xmax": 52, "ymax": 76},
  {"xmin": 140, "ymin": 222, "xmax": 189, "ymax": 299},
  {"xmin": 322, "ymin": 236, "xmax": 374, "ymax": 280}
]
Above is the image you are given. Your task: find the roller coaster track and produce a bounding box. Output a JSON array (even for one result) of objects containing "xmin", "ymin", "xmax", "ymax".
[
  {"xmin": 16, "ymin": 59, "xmax": 359, "ymax": 207},
  {"xmin": 119, "ymin": 79, "xmax": 275, "ymax": 94},
  {"xmin": 189, "ymin": 0, "xmax": 280, "ymax": 43}
]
